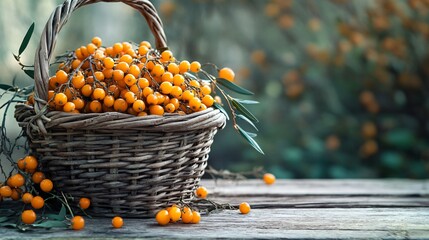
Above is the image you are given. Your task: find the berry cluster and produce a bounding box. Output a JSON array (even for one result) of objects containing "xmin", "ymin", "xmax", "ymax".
[{"xmin": 46, "ymin": 37, "xmax": 235, "ymax": 116}]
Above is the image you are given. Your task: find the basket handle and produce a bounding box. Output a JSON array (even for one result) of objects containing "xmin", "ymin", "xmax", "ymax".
[{"xmin": 33, "ymin": 0, "xmax": 167, "ymax": 112}]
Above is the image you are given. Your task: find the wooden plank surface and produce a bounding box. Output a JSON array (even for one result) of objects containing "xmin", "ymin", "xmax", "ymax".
[{"xmin": 1, "ymin": 179, "xmax": 429, "ymax": 239}]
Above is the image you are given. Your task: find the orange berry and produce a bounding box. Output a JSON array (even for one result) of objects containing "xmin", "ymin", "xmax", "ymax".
[
  {"xmin": 80, "ymin": 46, "xmax": 89, "ymax": 58},
  {"xmin": 146, "ymin": 94, "xmax": 158, "ymax": 105},
  {"xmin": 151, "ymin": 64, "xmax": 165, "ymax": 77},
  {"xmin": 103, "ymin": 68, "xmax": 113, "ymax": 79},
  {"xmin": 0, "ymin": 186, "xmax": 12, "ymax": 197},
  {"xmin": 195, "ymin": 186, "xmax": 208, "ymax": 199},
  {"xmin": 92, "ymin": 88, "xmax": 106, "ymax": 100},
  {"xmin": 155, "ymin": 209, "xmax": 170, "ymax": 226},
  {"xmin": 22, "ymin": 192, "xmax": 33, "ymax": 204},
  {"xmin": 89, "ymin": 100, "xmax": 102, "ymax": 113},
  {"xmin": 49, "ymin": 76, "xmax": 58, "ymax": 89},
  {"xmin": 263, "ymin": 173, "xmax": 276, "ymax": 185},
  {"xmin": 179, "ymin": 60, "xmax": 190, "ymax": 73},
  {"xmin": 31, "ymin": 196, "xmax": 44, "ymax": 209},
  {"xmin": 105, "ymin": 47, "xmax": 114, "ymax": 57},
  {"xmin": 190, "ymin": 61, "xmax": 201, "ymax": 73},
  {"xmin": 92, "ymin": 36, "xmax": 102, "ymax": 47},
  {"xmin": 72, "ymin": 74, "xmax": 85, "ymax": 89},
  {"xmin": 87, "ymin": 43, "xmax": 97, "ymax": 55},
  {"xmin": 17, "ymin": 158, "xmax": 25, "ymax": 170},
  {"xmin": 94, "ymin": 71, "xmax": 105, "ymax": 81},
  {"xmin": 143, "ymin": 87, "xmax": 154, "ymax": 98},
  {"xmin": 137, "ymin": 112, "xmax": 148, "ymax": 117},
  {"xmin": 172, "ymin": 74, "xmax": 184, "ymax": 87},
  {"xmin": 169, "ymin": 98, "xmax": 180, "ymax": 109},
  {"xmin": 113, "ymin": 43, "xmax": 124, "ymax": 54},
  {"xmin": 116, "ymin": 62, "xmax": 129, "ymax": 73},
  {"xmin": 63, "ymin": 102, "xmax": 76, "ymax": 112},
  {"xmin": 8, "ymin": 173, "xmax": 25, "ymax": 188},
  {"xmin": 75, "ymin": 48, "xmax": 84, "ymax": 60},
  {"xmin": 56, "ymin": 70, "xmax": 68, "ymax": 85},
  {"xmin": 181, "ymin": 207, "xmax": 193, "ymax": 224},
  {"xmin": 149, "ymin": 105, "xmax": 164, "ymax": 115},
  {"xmin": 124, "ymin": 91, "xmax": 136, "ymax": 104},
  {"xmin": 219, "ymin": 67, "xmax": 235, "ymax": 81},
  {"xmin": 113, "ymin": 70, "xmax": 125, "ymax": 82},
  {"xmin": 112, "ymin": 216, "xmax": 124, "ymax": 229},
  {"xmin": 132, "ymin": 100, "xmax": 146, "ymax": 112},
  {"xmin": 189, "ymin": 80, "xmax": 200, "ymax": 88},
  {"xmin": 191, "ymin": 211, "xmax": 201, "ymax": 224},
  {"xmin": 72, "ymin": 98, "xmax": 85, "ymax": 110},
  {"xmin": 182, "ymin": 90, "xmax": 194, "ymax": 101},
  {"xmin": 129, "ymin": 64, "xmax": 141, "ymax": 78},
  {"xmin": 113, "ymin": 98, "xmax": 128, "ymax": 113},
  {"xmin": 124, "ymin": 74, "xmax": 137, "ymax": 87},
  {"xmin": 138, "ymin": 45, "xmax": 149, "ymax": 56},
  {"xmin": 159, "ymin": 82, "xmax": 173, "ymax": 95},
  {"xmin": 11, "ymin": 188, "xmax": 22, "ymax": 201},
  {"xmin": 239, "ymin": 202, "xmax": 251, "ymax": 214},
  {"xmin": 81, "ymin": 84, "xmax": 93, "ymax": 97},
  {"xmin": 31, "ymin": 172, "xmax": 45, "ymax": 184},
  {"xmin": 54, "ymin": 93, "xmax": 68, "ymax": 106},
  {"xmin": 40, "ymin": 179, "xmax": 53, "ymax": 193},
  {"xmin": 138, "ymin": 78, "xmax": 150, "ymax": 89},
  {"xmin": 103, "ymin": 95, "xmax": 115, "ymax": 107},
  {"xmin": 103, "ymin": 57, "xmax": 115, "ymax": 69},
  {"xmin": 79, "ymin": 197, "xmax": 91, "ymax": 210},
  {"xmin": 161, "ymin": 72, "xmax": 173, "ymax": 83},
  {"xmin": 189, "ymin": 97, "xmax": 201, "ymax": 111},
  {"xmin": 167, "ymin": 63, "xmax": 179, "ymax": 75},
  {"xmin": 168, "ymin": 206, "xmax": 181, "ymax": 222},
  {"xmin": 155, "ymin": 92, "xmax": 166, "ymax": 105},
  {"xmin": 21, "ymin": 210, "xmax": 37, "ymax": 224},
  {"xmin": 165, "ymin": 103, "xmax": 175, "ymax": 113},
  {"xmin": 71, "ymin": 216, "xmax": 85, "ymax": 230},
  {"xmin": 24, "ymin": 155, "xmax": 38, "ymax": 170},
  {"xmin": 72, "ymin": 59, "xmax": 81, "ymax": 69},
  {"xmin": 201, "ymin": 85, "xmax": 212, "ymax": 95},
  {"xmin": 140, "ymin": 41, "xmax": 151, "ymax": 48},
  {"xmin": 202, "ymin": 95, "xmax": 214, "ymax": 107},
  {"xmin": 119, "ymin": 54, "xmax": 133, "ymax": 65},
  {"xmin": 146, "ymin": 61, "xmax": 155, "ymax": 71}
]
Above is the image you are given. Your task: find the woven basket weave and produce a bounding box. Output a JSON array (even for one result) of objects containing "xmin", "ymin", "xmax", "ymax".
[{"xmin": 14, "ymin": 0, "xmax": 226, "ymax": 217}]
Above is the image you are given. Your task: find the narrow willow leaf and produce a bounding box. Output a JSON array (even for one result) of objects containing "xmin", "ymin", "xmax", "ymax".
[
  {"xmin": 231, "ymin": 99, "xmax": 258, "ymax": 123},
  {"xmin": 32, "ymin": 220, "xmax": 68, "ymax": 228},
  {"xmin": 246, "ymin": 132, "xmax": 257, "ymax": 138},
  {"xmin": 237, "ymin": 114, "xmax": 258, "ymax": 131},
  {"xmin": 216, "ymin": 78, "xmax": 254, "ymax": 95},
  {"xmin": 237, "ymin": 125, "xmax": 264, "ymax": 154},
  {"xmin": 183, "ymin": 72, "xmax": 197, "ymax": 80},
  {"xmin": 213, "ymin": 102, "xmax": 230, "ymax": 120},
  {"xmin": 236, "ymin": 99, "xmax": 259, "ymax": 105},
  {"xmin": 19, "ymin": 22, "xmax": 35, "ymax": 55},
  {"xmin": 0, "ymin": 217, "xmax": 9, "ymax": 223},
  {"xmin": 0, "ymin": 84, "xmax": 16, "ymax": 92},
  {"xmin": 24, "ymin": 69, "xmax": 34, "ymax": 79},
  {"xmin": 0, "ymin": 222, "xmax": 16, "ymax": 228},
  {"xmin": 45, "ymin": 205, "xmax": 66, "ymax": 221}
]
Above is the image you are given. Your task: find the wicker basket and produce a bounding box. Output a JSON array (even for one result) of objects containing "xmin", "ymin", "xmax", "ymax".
[{"xmin": 14, "ymin": 0, "xmax": 226, "ymax": 217}]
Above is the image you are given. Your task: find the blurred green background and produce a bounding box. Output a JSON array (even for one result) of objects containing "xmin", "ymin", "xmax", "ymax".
[{"xmin": 1, "ymin": 0, "xmax": 429, "ymax": 179}]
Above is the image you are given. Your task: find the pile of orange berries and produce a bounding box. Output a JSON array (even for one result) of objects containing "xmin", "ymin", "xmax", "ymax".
[
  {"xmin": 155, "ymin": 204, "xmax": 201, "ymax": 226},
  {"xmin": 45, "ymin": 37, "xmax": 235, "ymax": 116}
]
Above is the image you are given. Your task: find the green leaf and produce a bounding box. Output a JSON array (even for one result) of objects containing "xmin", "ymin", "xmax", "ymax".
[
  {"xmin": 0, "ymin": 217, "xmax": 10, "ymax": 223},
  {"xmin": 0, "ymin": 84, "xmax": 16, "ymax": 92},
  {"xmin": 32, "ymin": 220, "xmax": 68, "ymax": 228},
  {"xmin": 18, "ymin": 22, "xmax": 35, "ymax": 55},
  {"xmin": 213, "ymin": 102, "xmax": 229, "ymax": 120},
  {"xmin": 237, "ymin": 125, "xmax": 264, "ymax": 154},
  {"xmin": 231, "ymin": 99, "xmax": 258, "ymax": 123},
  {"xmin": 45, "ymin": 205, "xmax": 66, "ymax": 221},
  {"xmin": 24, "ymin": 69, "xmax": 34, "ymax": 79},
  {"xmin": 246, "ymin": 132, "xmax": 257, "ymax": 138},
  {"xmin": 237, "ymin": 114, "xmax": 258, "ymax": 131},
  {"xmin": 0, "ymin": 222, "xmax": 17, "ymax": 228},
  {"xmin": 235, "ymin": 99, "xmax": 259, "ymax": 104},
  {"xmin": 216, "ymin": 78, "xmax": 254, "ymax": 95}
]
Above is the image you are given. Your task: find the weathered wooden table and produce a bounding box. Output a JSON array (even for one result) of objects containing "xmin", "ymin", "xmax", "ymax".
[{"xmin": 1, "ymin": 179, "xmax": 429, "ymax": 239}]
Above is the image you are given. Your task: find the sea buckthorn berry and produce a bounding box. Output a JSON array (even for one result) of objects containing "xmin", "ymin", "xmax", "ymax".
[
  {"xmin": 94, "ymin": 71, "xmax": 105, "ymax": 81},
  {"xmin": 73, "ymin": 98, "xmax": 85, "ymax": 110},
  {"xmin": 138, "ymin": 45, "xmax": 149, "ymax": 56},
  {"xmin": 108, "ymin": 85, "xmax": 120, "ymax": 98},
  {"xmin": 116, "ymin": 62, "xmax": 130, "ymax": 73},
  {"xmin": 24, "ymin": 156, "xmax": 38, "ymax": 170},
  {"xmin": 8, "ymin": 173, "xmax": 25, "ymax": 188},
  {"xmin": 31, "ymin": 196, "xmax": 44, "ymax": 209},
  {"xmin": 160, "ymin": 82, "xmax": 173, "ymax": 95},
  {"xmin": 146, "ymin": 94, "xmax": 158, "ymax": 105},
  {"xmin": 112, "ymin": 216, "xmax": 124, "ymax": 229},
  {"xmin": 219, "ymin": 67, "xmax": 235, "ymax": 81},
  {"xmin": 155, "ymin": 209, "xmax": 170, "ymax": 226},
  {"xmin": 21, "ymin": 210, "xmax": 37, "ymax": 224},
  {"xmin": 11, "ymin": 188, "xmax": 22, "ymax": 201},
  {"xmin": 64, "ymin": 88, "xmax": 76, "ymax": 101},
  {"xmin": 81, "ymin": 84, "xmax": 93, "ymax": 97},
  {"xmin": 129, "ymin": 64, "xmax": 141, "ymax": 78},
  {"xmin": 71, "ymin": 216, "xmax": 85, "ymax": 230},
  {"xmin": 189, "ymin": 80, "xmax": 201, "ymax": 88},
  {"xmin": 195, "ymin": 186, "xmax": 208, "ymax": 199},
  {"xmin": 189, "ymin": 97, "xmax": 201, "ymax": 111},
  {"xmin": 239, "ymin": 202, "xmax": 251, "ymax": 214},
  {"xmin": 105, "ymin": 47, "xmax": 114, "ymax": 56},
  {"xmin": 173, "ymin": 74, "xmax": 185, "ymax": 86},
  {"xmin": 129, "ymin": 84, "xmax": 140, "ymax": 94},
  {"xmin": 40, "ymin": 179, "xmax": 53, "ymax": 193},
  {"xmin": 161, "ymin": 50, "xmax": 173, "ymax": 61},
  {"xmin": 167, "ymin": 63, "xmax": 179, "ymax": 75},
  {"xmin": 72, "ymin": 59, "xmax": 81, "ymax": 69},
  {"xmin": 113, "ymin": 43, "xmax": 124, "ymax": 54},
  {"xmin": 181, "ymin": 207, "xmax": 193, "ymax": 224},
  {"xmin": 89, "ymin": 100, "xmax": 102, "ymax": 113},
  {"xmin": 92, "ymin": 36, "xmax": 102, "ymax": 47},
  {"xmin": 124, "ymin": 74, "xmax": 137, "ymax": 87},
  {"xmin": 32, "ymin": 172, "xmax": 45, "ymax": 184},
  {"xmin": 138, "ymin": 78, "xmax": 149, "ymax": 89},
  {"xmin": 72, "ymin": 74, "xmax": 85, "ymax": 89},
  {"xmin": 170, "ymin": 86, "xmax": 182, "ymax": 98},
  {"xmin": 56, "ymin": 70, "xmax": 68, "ymax": 84},
  {"xmin": 202, "ymin": 95, "xmax": 214, "ymax": 107},
  {"xmin": 49, "ymin": 76, "xmax": 58, "ymax": 90},
  {"xmin": 201, "ymin": 85, "xmax": 212, "ymax": 95},
  {"xmin": 113, "ymin": 70, "xmax": 125, "ymax": 82},
  {"xmin": 86, "ymin": 76, "xmax": 94, "ymax": 84},
  {"xmin": 120, "ymin": 54, "xmax": 133, "ymax": 65},
  {"xmin": 113, "ymin": 98, "xmax": 128, "ymax": 113},
  {"xmin": 103, "ymin": 57, "xmax": 115, "ymax": 69},
  {"xmin": 22, "ymin": 192, "xmax": 33, "ymax": 204},
  {"xmin": 124, "ymin": 91, "xmax": 136, "ymax": 104},
  {"xmin": 54, "ymin": 93, "xmax": 67, "ymax": 106},
  {"xmin": 170, "ymin": 98, "xmax": 180, "ymax": 109},
  {"xmin": 133, "ymin": 100, "xmax": 146, "ymax": 112},
  {"xmin": 79, "ymin": 197, "xmax": 91, "ymax": 210},
  {"xmin": 103, "ymin": 68, "xmax": 113, "ymax": 79},
  {"xmin": 63, "ymin": 102, "xmax": 76, "ymax": 112},
  {"xmin": 161, "ymin": 72, "xmax": 173, "ymax": 83},
  {"xmin": 143, "ymin": 87, "xmax": 154, "ymax": 98},
  {"xmin": 17, "ymin": 158, "xmax": 25, "ymax": 170},
  {"xmin": 152, "ymin": 64, "xmax": 165, "ymax": 77},
  {"xmin": 263, "ymin": 173, "xmax": 276, "ymax": 185},
  {"xmin": 146, "ymin": 61, "xmax": 155, "ymax": 71},
  {"xmin": 182, "ymin": 90, "xmax": 194, "ymax": 101},
  {"xmin": 87, "ymin": 43, "xmax": 97, "ymax": 54},
  {"xmin": 191, "ymin": 211, "xmax": 201, "ymax": 224},
  {"xmin": 165, "ymin": 103, "xmax": 175, "ymax": 113},
  {"xmin": 80, "ymin": 46, "xmax": 89, "ymax": 58},
  {"xmin": 103, "ymin": 95, "xmax": 115, "ymax": 108},
  {"xmin": 179, "ymin": 60, "xmax": 190, "ymax": 73},
  {"xmin": 75, "ymin": 48, "xmax": 84, "ymax": 60},
  {"xmin": 0, "ymin": 186, "xmax": 12, "ymax": 197},
  {"xmin": 138, "ymin": 112, "xmax": 148, "ymax": 117},
  {"xmin": 140, "ymin": 41, "xmax": 151, "ymax": 48},
  {"xmin": 155, "ymin": 92, "xmax": 166, "ymax": 105},
  {"xmin": 190, "ymin": 61, "xmax": 201, "ymax": 73},
  {"xmin": 168, "ymin": 206, "xmax": 181, "ymax": 222},
  {"xmin": 149, "ymin": 105, "xmax": 164, "ymax": 115}
]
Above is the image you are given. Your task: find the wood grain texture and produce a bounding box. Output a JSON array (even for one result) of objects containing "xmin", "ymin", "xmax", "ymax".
[{"xmin": 1, "ymin": 179, "xmax": 429, "ymax": 239}]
